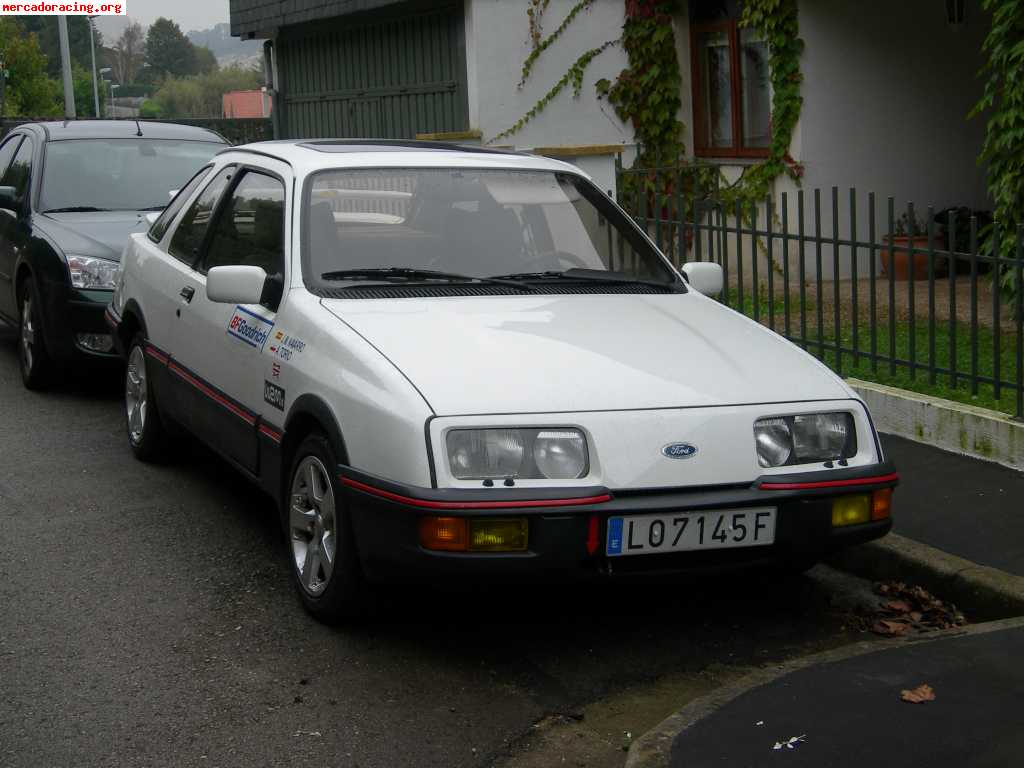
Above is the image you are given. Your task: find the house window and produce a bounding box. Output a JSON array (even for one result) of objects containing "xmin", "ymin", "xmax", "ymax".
[{"xmin": 691, "ymin": 1, "xmax": 772, "ymax": 157}]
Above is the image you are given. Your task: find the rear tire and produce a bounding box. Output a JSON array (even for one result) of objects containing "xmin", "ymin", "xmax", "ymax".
[
  {"xmin": 18, "ymin": 278, "xmax": 53, "ymax": 390},
  {"xmin": 285, "ymin": 433, "xmax": 366, "ymax": 623},
  {"xmin": 125, "ymin": 334, "xmax": 169, "ymax": 462}
]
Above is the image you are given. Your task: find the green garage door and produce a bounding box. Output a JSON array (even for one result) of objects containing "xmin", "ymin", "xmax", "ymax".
[{"xmin": 277, "ymin": 4, "xmax": 469, "ymax": 139}]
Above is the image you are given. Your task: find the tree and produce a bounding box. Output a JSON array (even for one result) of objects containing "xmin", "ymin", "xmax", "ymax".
[
  {"xmin": 112, "ymin": 22, "xmax": 145, "ymax": 85},
  {"xmin": 146, "ymin": 18, "xmax": 197, "ymax": 78},
  {"xmin": 193, "ymin": 46, "xmax": 218, "ymax": 76},
  {"xmin": 18, "ymin": 17, "xmax": 100, "ymax": 79},
  {"xmin": 153, "ymin": 65, "xmax": 261, "ymax": 118},
  {"xmin": 72, "ymin": 63, "xmax": 105, "ymax": 118},
  {"xmin": 0, "ymin": 18, "xmax": 60, "ymax": 117}
]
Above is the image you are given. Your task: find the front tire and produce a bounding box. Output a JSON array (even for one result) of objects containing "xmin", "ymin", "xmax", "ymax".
[
  {"xmin": 18, "ymin": 278, "xmax": 53, "ymax": 390},
  {"xmin": 125, "ymin": 334, "xmax": 168, "ymax": 462},
  {"xmin": 286, "ymin": 433, "xmax": 366, "ymax": 622}
]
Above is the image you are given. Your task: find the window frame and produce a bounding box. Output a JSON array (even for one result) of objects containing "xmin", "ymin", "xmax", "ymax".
[
  {"xmin": 148, "ymin": 164, "xmax": 214, "ymax": 245},
  {"xmin": 200, "ymin": 167, "xmax": 288, "ymax": 278},
  {"xmin": 0, "ymin": 134, "xmax": 24, "ymax": 184},
  {"xmin": 0, "ymin": 135, "xmax": 35, "ymax": 211},
  {"xmin": 690, "ymin": 18, "xmax": 771, "ymax": 159},
  {"xmin": 167, "ymin": 164, "xmax": 238, "ymax": 268}
]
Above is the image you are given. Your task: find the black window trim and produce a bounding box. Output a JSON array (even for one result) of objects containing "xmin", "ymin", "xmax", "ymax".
[
  {"xmin": 166, "ymin": 163, "xmax": 238, "ymax": 268},
  {"xmin": 1, "ymin": 134, "xmax": 35, "ymax": 215},
  {"xmin": 148, "ymin": 163, "xmax": 216, "ymax": 245},
  {"xmin": 195, "ymin": 163, "xmax": 289, "ymax": 280},
  {"xmin": 0, "ymin": 133, "xmax": 25, "ymax": 183}
]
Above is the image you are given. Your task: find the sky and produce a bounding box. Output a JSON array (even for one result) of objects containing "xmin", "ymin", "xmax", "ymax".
[{"xmin": 96, "ymin": 0, "xmax": 230, "ymax": 38}]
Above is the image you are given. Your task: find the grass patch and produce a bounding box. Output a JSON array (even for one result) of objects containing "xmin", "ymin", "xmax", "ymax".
[{"xmin": 786, "ymin": 319, "xmax": 1021, "ymax": 416}]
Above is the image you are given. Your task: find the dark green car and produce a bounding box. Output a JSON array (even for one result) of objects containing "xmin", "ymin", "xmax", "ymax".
[{"xmin": 0, "ymin": 120, "xmax": 226, "ymax": 388}]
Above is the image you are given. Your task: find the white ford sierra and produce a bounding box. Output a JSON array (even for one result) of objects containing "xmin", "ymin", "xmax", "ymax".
[{"xmin": 107, "ymin": 140, "xmax": 898, "ymax": 622}]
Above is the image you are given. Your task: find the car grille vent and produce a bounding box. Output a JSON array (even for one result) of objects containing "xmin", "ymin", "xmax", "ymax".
[{"xmin": 312, "ymin": 283, "xmax": 674, "ymax": 299}]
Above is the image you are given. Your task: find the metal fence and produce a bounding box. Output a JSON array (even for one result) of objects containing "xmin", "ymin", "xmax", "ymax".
[{"xmin": 617, "ymin": 160, "xmax": 1024, "ymax": 419}]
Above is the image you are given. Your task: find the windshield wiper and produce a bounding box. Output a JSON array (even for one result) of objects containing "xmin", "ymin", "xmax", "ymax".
[
  {"xmin": 320, "ymin": 267, "xmax": 535, "ymax": 292},
  {"xmin": 42, "ymin": 206, "xmax": 111, "ymax": 213},
  {"xmin": 488, "ymin": 268, "xmax": 684, "ymax": 292}
]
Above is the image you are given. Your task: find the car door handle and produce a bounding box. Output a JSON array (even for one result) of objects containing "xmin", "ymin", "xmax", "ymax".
[{"xmin": 179, "ymin": 286, "xmax": 195, "ymax": 303}]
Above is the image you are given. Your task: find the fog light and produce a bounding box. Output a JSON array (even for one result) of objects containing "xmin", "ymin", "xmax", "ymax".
[
  {"xmin": 419, "ymin": 516, "xmax": 467, "ymax": 551},
  {"xmin": 831, "ymin": 494, "xmax": 871, "ymax": 527},
  {"xmin": 76, "ymin": 333, "xmax": 114, "ymax": 353},
  {"xmin": 469, "ymin": 518, "xmax": 528, "ymax": 552},
  {"xmin": 871, "ymin": 488, "xmax": 893, "ymax": 521}
]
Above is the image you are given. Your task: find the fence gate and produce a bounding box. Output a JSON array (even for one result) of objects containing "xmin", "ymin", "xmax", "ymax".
[{"xmin": 276, "ymin": 4, "xmax": 469, "ymax": 140}]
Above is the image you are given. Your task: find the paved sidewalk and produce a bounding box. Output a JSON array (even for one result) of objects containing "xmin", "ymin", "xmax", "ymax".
[
  {"xmin": 881, "ymin": 434, "xmax": 1024, "ymax": 575},
  {"xmin": 670, "ymin": 623, "xmax": 1024, "ymax": 768}
]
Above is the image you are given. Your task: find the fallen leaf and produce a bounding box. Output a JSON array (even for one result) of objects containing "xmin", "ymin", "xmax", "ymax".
[
  {"xmin": 873, "ymin": 619, "xmax": 910, "ymax": 636},
  {"xmin": 900, "ymin": 684, "xmax": 936, "ymax": 704},
  {"xmin": 883, "ymin": 600, "xmax": 913, "ymax": 613}
]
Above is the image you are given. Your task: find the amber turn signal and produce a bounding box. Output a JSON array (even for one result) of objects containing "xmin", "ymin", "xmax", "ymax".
[
  {"xmin": 871, "ymin": 488, "xmax": 893, "ymax": 521},
  {"xmin": 419, "ymin": 516, "xmax": 468, "ymax": 551}
]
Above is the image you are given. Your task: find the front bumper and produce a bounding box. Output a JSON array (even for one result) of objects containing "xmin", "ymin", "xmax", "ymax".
[
  {"xmin": 340, "ymin": 463, "xmax": 898, "ymax": 584},
  {"xmin": 37, "ymin": 279, "xmax": 119, "ymax": 365}
]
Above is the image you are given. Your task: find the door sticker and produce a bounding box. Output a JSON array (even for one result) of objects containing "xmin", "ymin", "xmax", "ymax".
[
  {"xmin": 264, "ymin": 380, "xmax": 286, "ymax": 411},
  {"xmin": 268, "ymin": 329, "xmax": 306, "ymax": 360},
  {"xmin": 227, "ymin": 306, "xmax": 274, "ymax": 350}
]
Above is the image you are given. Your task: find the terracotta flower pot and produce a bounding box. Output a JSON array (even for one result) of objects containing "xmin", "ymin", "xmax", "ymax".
[{"xmin": 881, "ymin": 235, "xmax": 947, "ymax": 280}]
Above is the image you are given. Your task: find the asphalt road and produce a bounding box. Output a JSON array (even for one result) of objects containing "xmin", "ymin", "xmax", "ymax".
[{"xmin": 0, "ymin": 326, "xmax": 890, "ymax": 768}]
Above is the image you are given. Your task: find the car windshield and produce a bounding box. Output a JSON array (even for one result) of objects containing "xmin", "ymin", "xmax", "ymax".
[
  {"xmin": 304, "ymin": 168, "xmax": 678, "ymax": 288},
  {"xmin": 39, "ymin": 138, "xmax": 225, "ymax": 212}
]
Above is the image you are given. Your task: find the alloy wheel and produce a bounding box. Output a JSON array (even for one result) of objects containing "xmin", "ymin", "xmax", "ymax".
[
  {"xmin": 125, "ymin": 345, "xmax": 148, "ymax": 445},
  {"xmin": 19, "ymin": 294, "xmax": 35, "ymax": 374},
  {"xmin": 290, "ymin": 456, "xmax": 337, "ymax": 596}
]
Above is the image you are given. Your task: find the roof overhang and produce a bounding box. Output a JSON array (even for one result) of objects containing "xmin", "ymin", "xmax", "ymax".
[{"xmin": 230, "ymin": 0, "xmax": 410, "ymax": 39}]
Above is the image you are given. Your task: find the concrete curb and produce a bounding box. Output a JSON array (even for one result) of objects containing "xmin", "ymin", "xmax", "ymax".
[
  {"xmin": 826, "ymin": 532, "xmax": 1024, "ymax": 622},
  {"xmin": 625, "ymin": 615, "xmax": 1024, "ymax": 768},
  {"xmin": 848, "ymin": 378, "xmax": 1023, "ymax": 472}
]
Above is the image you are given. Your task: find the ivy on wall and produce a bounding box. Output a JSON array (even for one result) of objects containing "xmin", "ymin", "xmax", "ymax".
[
  {"xmin": 970, "ymin": 0, "xmax": 1023, "ymax": 313},
  {"xmin": 496, "ymin": 0, "xmax": 806, "ymax": 219},
  {"xmin": 718, "ymin": 0, "xmax": 804, "ymax": 212}
]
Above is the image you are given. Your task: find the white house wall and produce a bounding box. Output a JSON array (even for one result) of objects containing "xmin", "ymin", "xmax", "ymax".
[{"xmin": 464, "ymin": 0, "xmax": 634, "ymax": 149}]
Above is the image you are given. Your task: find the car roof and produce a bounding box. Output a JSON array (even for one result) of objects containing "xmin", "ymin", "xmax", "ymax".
[
  {"xmin": 219, "ymin": 139, "xmax": 589, "ymax": 178},
  {"xmin": 18, "ymin": 120, "xmax": 228, "ymax": 143}
]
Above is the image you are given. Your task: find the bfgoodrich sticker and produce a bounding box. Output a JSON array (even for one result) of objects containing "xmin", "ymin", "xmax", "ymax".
[
  {"xmin": 227, "ymin": 306, "xmax": 274, "ymax": 350},
  {"xmin": 264, "ymin": 380, "xmax": 286, "ymax": 411}
]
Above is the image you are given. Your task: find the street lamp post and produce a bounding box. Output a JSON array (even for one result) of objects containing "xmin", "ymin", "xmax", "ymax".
[
  {"xmin": 88, "ymin": 16, "xmax": 99, "ymax": 118},
  {"xmin": 99, "ymin": 67, "xmax": 111, "ymax": 117}
]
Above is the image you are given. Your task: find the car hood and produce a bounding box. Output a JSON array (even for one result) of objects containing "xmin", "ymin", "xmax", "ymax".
[
  {"xmin": 321, "ymin": 292, "xmax": 851, "ymax": 416},
  {"xmin": 35, "ymin": 211, "xmax": 152, "ymax": 261}
]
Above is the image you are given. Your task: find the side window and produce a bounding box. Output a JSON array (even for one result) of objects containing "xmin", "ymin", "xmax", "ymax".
[
  {"xmin": 0, "ymin": 137, "xmax": 34, "ymax": 207},
  {"xmin": 167, "ymin": 165, "xmax": 234, "ymax": 265},
  {"xmin": 0, "ymin": 136, "xmax": 23, "ymax": 182},
  {"xmin": 203, "ymin": 171, "xmax": 285, "ymax": 277},
  {"xmin": 149, "ymin": 165, "xmax": 213, "ymax": 243}
]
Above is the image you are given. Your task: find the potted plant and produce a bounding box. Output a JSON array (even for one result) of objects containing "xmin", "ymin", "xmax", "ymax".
[{"xmin": 881, "ymin": 212, "xmax": 946, "ymax": 280}]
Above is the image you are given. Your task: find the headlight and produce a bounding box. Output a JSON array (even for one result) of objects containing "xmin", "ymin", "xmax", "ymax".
[
  {"xmin": 446, "ymin": 428, "xmax": 589, "ymax": 480},
  {"xmin": 754, "ymin": 412, "xmax": 856, "ymax": 468},
  {"xmin": 67, "ymin": 255, "xmax": 118, "ymax": 290}
]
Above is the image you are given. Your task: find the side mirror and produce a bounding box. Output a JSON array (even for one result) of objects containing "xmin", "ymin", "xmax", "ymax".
[
  {"xmin": 681, "ymin": 262, "xmax": 723, "ymax": 297},
  {"xmin": 207, "ymin": 265, "xmax": 267, "ymax": 305},
  {"xmin": 168, "ymin": 189, "xmax": 179, "ymax": 199},
  {"xmin": 0, "ymin": 186, "xmax": 19, "ymax": 213},
  {"xmin": 144, "ymin": 211, "xmax": 160, "ymax": 225}
]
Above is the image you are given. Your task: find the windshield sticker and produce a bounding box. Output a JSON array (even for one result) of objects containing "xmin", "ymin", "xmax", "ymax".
[
  {"xmin": 264, "ymin": 380, "xmax": 286, "ymax": 411},
  {"xmin": 268, "ymin": 329, "xmax": 306, "ymax": 360},
  {"xmin": 227, "ymin": 306, "xmax": 274, "ymax": 351}
]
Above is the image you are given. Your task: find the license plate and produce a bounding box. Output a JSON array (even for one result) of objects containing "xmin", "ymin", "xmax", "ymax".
[{"xmin": 606, "ymin": 508, "xmax": 776, "ymax": 557}]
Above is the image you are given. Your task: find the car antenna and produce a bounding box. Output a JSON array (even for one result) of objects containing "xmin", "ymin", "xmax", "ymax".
[{"xmin": 134, "ymin": 119, "xmax": 143, "ymax": 137}]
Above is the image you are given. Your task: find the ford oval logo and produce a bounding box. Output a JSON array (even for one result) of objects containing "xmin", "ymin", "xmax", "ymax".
[{"xmin": 662, "ymin": 442, "xmax": 698, "ymax": 460}]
